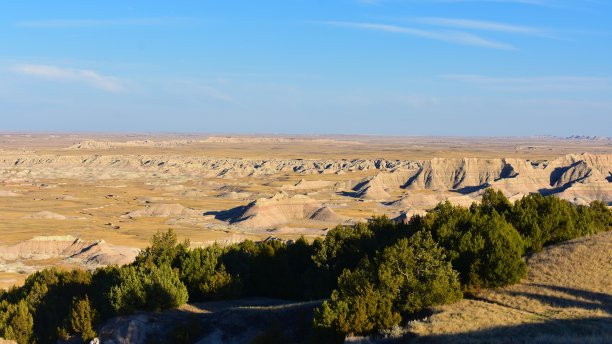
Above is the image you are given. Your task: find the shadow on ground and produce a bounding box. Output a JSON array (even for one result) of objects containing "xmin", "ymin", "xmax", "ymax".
[
  {"xmin": 98, "ymin": 298, "xmax": 324, "ymax": 344},
  {"xmin": 368, "ymin": 284, "xmax": 612, "ymax": 344},
  {"xmin": 503, "ymin": 284, "xmax": 612, "ymax": 314},
  {"xmin": 97, "ymin": 286, "xmax": 611, "ymax": 343},
  {"xmin": 399, "ymin": 317, "xmax": 612, "ymax": 344}
]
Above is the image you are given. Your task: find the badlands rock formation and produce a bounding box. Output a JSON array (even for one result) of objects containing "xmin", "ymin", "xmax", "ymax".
[
  {"xmin": 64, "ymin": 137, "xmax": 361, "ymax": 150},
  {"xmin": 216, "ymin": 192, "xmax": 346, "ymax": 230},
  {"xmin": 0, "ymin": 236, "xmax": 139, "ymax": 273},
  {"xmin": 1, "ymin": 153, "xmax": 610, "ymax": 233},
  {"xmin": 0, "ymin": 134, "xmax": 610, "ymax": 288},
  {"xmin": 387, "ymin": 192, "xmax": 474, "ymax": 209},
  {"xmin": 2, "ymin": 152, "xmax": 608, "ymax": 196},
  {"xmin": 123, "ymin": 203, "xmax": 199, "ymax": 218},
  {"xmin": 66, "ymin": 139, "xmax": 201, "ymax": 150},
  {"xmin": 282, "ymin": 179, "xmax": 336, "ymax": 191},
  {"xmin": 1, "ymin": 155, "xmax": 407, "ymax": 181},
  {"xmin": 350, "ymin": 154, "xmax": 612, "ymax": 205}
]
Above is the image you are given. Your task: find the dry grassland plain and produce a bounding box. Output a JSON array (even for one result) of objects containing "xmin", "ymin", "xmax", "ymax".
[{"xmin": 0, "ymin": 133, "xmax": 611, "ymax": 290}]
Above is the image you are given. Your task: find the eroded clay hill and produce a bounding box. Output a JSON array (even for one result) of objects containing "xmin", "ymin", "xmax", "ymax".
[
  {"xmin": 215, "ymin": 192, "xmax": 347, "ymax": 230},
  {"xmin": 2, "ymin": 153, "xmax": 610, "ymax": 202},
  {"xmin": 0, "ymin": 236, "xmax": 138, "ymax": 275},
  {"xmin": 1, "ymin": 153, "xmax": 610, "ymax": 236}
]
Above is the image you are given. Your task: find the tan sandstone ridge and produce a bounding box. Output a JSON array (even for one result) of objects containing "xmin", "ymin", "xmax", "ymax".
[
  {"xmin": 65, "ymin": 137, "xmax": 362, "ymax": 150},
  {"xmin": 2, "ymin": 153, "xmax": 609, "ymax": 199},
  {"xmin": 122, "ymin": 203, "xmax": 200, "ymax": 218},
  {"xmin": 219, "ymin": 192, "xmax": 346, "ymax": 230},
  {"xmin": 0, "ymin": 235, "xmax": 139, "ymax": 275},
  {"xmin": 0, "ymin": 152, "xmax": 610, "ymax": 241},
  {"xmin": 349, "ymin": 153, "xmax": 611, "ymax": 204}
]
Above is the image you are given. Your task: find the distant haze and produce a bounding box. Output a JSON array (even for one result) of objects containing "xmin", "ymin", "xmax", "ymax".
[{"xmin": 1, "ymin": 1, "xmax": 611, "ymax": 136}]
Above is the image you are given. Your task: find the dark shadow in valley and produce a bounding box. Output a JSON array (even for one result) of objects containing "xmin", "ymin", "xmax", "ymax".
[
  {"xmin": 203, "ymin": 206, "xmax": 248, "ymax": 223},
  {"xmin": 453, "ymin": 184, "xmax": 489, "ymax": 195},
  {"xmin": 541, "ymin": 161, "xmax": 591, "ymax": 196},
  {"xmin": 337, "ymin": 190, "xmax": 360, "ymax": 198}
]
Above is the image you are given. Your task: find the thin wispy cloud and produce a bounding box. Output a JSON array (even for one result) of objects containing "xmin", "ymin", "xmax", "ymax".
[
  {"xmin": 12, "ymin": 64, "xmax": 126, "ymax": 92},
  {"xmin": 441, "ymin": 0, "xmax": 606, "ymax": 6},
  {"xmin": 218, "ymin": 72, "xmax": 320, "ymax": 80},
  {"xmin": 442, "ymin": 74, "xmax": 612, "ymax": 91},
  {"xmin": 321, "ymin": 21, "xmax": 516, "ymax": 50},
  {"xmin": 14, "ymin": 17, "xmax": 197, "ymax": 28},
  {"xmin": 359, "ymin": 0, "xmax": 544, "ymax": 4},
  {"xmin": 412, "ymin": 17, "xmax": 550, "ymax": 36},
  {"xmin": 359, "ymin": 0, "xmax": 598, "ymax": 8},
  {"xmin": 432, "ymin": 0, "xmax": 552, "ymax": 4}
]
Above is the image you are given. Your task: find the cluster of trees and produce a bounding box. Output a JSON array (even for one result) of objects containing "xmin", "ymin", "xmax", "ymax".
[
  {"xmin": 313, "ymin": 191, "xmax": 611, "ymax": 337},
  {"xmin": 0, "ymin": 190, "xmax": 610, "ymax": 343},
  {"xmin": 314, "ymin": 231, "xmax": 462, "ymax": 337}
]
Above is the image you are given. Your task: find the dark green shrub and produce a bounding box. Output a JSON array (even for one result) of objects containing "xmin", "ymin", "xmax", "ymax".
[
  {"xmin": 30, "ymin": 269, "xmax": 91, "ymax": 343},
  {"xmin": 315, "ymin": 231, "xmax": 461, "ymax": 336},
  {"xmin": 69, "ymin": 296, "xmax": 97, "ymax": 342},
  {"xmin": 90, "ymin": 265, "xmax": 123, "ymax": 320},
  {"xmin": 135, "ymin": 228, "xmax": 189, "ymax": 267},
  {"xmin": 511, "ymin": 194, "xmax": 582, "ymax": 251},
  {"xmin": 476, "ymin": 188, "xmax": 512, "ymax": 216},
  {"xmin": 377, "ymin": 231, "xmax": 462, "ymax": 313},
  {"xmin": 470, "ymin": 213, "xmax": 526, "ymax": 288},
  {"xmin": 1, "ymin": 194, "xmax": 607, "ymax": 341},
  {"xmin": 314, "ymin": 260, "xmax": 400, "ymax": 336},
  {"xmin": 312, "ymin": 223, "xmax": 374, "ymax": 274},
  {"xmin": 176, "ymin": 244, "xmax": 236, "ymax": 301},
  {"xmin": 109, "ymin": 264, "xmax": 188, "ymax": 314},
  {"xmin": 144, "ymin": 265, "xmax": 189, "ymax": 311},
  {"xmin": 424, "ymin": 203, "xmax": 526, "ymax": 289},
  {"xmin": 0, "ymin": 300, "xmax": 34, "ymax": 344},
  {"xmin": 108, "ymin": 265, "xmax": 146, "ymax": 314}
]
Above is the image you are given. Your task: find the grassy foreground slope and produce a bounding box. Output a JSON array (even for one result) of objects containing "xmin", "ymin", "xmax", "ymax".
[
  {"xmin": 405, "ymin": 230, "xmax": 612, "ymax": 343},
  {"xmin": 96, "ymin": 230, "xmax": 610, "ymax": 343}
]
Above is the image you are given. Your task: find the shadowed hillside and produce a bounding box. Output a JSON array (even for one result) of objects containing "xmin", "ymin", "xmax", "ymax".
[{"xmin": 397, "ymin": 230, "xmax": 612, "ymax": 343}]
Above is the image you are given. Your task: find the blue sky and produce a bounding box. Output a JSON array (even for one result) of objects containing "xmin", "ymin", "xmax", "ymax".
[{"xmin": 1, "ymin": 0, "xmax": 611, "ymax": 136}]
